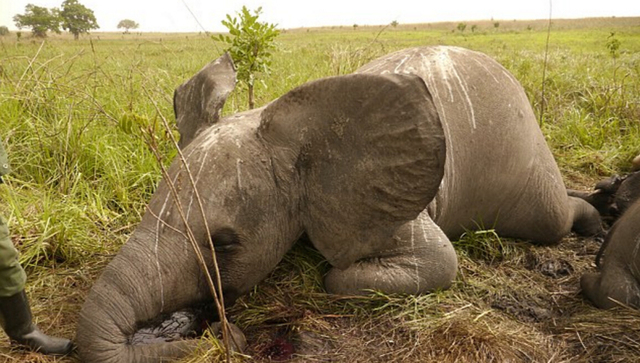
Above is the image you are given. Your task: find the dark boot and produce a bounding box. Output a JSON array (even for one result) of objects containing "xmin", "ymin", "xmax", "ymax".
[{"xmin": 0, "ymin": 290, "xmax": 73, "ymax": 355}]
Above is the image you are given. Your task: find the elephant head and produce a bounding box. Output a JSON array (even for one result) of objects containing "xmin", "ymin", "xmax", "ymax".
[
  {"xmin": 76, "ymin": 52, "xmax": 446, "ymax": 362},
  {"xmin": 568, "ymin": 162, "xmax": 640, "ymax": 227}
]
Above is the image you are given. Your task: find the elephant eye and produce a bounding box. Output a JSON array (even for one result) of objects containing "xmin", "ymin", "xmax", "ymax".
[{"xmin": 210, "ymin": 228, "xmax": 240, "ymax": 253}]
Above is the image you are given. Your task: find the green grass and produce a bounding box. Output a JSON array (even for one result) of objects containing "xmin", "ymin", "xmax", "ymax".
[{"xmin": 1, "ymin": 16, "xmax": 640, "ymax": 362}]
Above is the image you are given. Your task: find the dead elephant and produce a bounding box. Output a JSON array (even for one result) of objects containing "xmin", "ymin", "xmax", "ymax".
[{"xmin": 76, "ymin": 46, "xmax": 602, "ymax": 362}]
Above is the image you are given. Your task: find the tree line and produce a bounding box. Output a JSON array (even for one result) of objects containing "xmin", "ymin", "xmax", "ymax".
[
  {"xmin": 8, "ymin": 1, "xmax": 140, "ymax": 39},
  {"xmin": 13, "ymin": 0, "xmax": 98, "ymax": 39}
]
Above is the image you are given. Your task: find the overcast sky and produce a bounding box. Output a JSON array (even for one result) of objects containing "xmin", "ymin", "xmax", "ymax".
[{"xmin": 1, "ymin": 0, "xmax": 638, "ymax": 33}]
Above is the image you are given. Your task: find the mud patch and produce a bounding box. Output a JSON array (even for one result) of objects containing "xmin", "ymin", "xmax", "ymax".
[
  {"xmin": 255, "ymin": 335, "xmax": 296, "ymax": 361},
  {"xmin": 248, "ymin": 324, "xmax": 339, "ymax": 361},
  {"xmin": 538, "ymin": 258, "xmax": 574, "ymax": 278},
  {"xmin": 525, "ymin": 251, "xmax": 575, "ymax": 278},
  {"xmin": 490, "ymin": 294, "xmax": 554, "ymax": 323},
  {"xmin": 293, "ymin": 330, "xmax": 335, "ymax": 357}
]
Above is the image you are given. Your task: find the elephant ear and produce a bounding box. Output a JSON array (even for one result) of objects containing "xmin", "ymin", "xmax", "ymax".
[
  {"xmin": 173, "ymin": 53, "xmax": 236, "ymax": 149},
  {"xmin": 259, "ymin": 73, "xmax": 446, "ymax": 267}
]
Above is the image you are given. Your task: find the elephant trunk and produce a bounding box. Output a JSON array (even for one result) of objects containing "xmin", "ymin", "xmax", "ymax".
[
  {"xmin": 77, "ymin": 299, "xmax": 198, "ymax": 362},
  {"xmin": 76, "ymin": 229, "xmax": 207, "ymax": 363}
]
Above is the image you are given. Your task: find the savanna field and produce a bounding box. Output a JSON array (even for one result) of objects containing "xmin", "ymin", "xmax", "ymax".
[{"xmin": 1, "ymin": 17, "xmax": 640, "ymax": 362}]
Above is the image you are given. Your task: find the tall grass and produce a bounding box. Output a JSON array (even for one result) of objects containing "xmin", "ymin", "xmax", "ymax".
[{"xmin": 3, "ymin": 20, "xmax": 639, "ymax": 266}]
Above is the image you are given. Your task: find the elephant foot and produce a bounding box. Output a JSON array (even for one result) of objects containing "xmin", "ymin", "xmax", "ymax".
[
  {"xmin": 567, "ymin": 188, "xmax": 617, "ymax": 219},
  {"xmin": 581, "ymin": 267, "xmax": 640, "ymax": 310},
  {"xmin": 569, "ymin": 196, "xmax": 604, "ymax": 237},
  {"xmin": 324, "ymin": 213, "xmax": 458, "ymax": 295},
  {"xmin": 130, "ymin": 309, "xmax": 203, "ymax": 345},
  {"xmin": 324, "ymin": 252, "xmax": 457, "ymax": 296},
  {"xmin": 129, "ymin": 306, "xmax": 246, "ymax": 352}
]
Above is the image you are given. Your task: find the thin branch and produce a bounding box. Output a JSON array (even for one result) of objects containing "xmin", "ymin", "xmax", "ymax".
[
  {"xmin": 539, "ymin": 0, "xmax": 553, "ymax": 126},
  {"xmin": 17, "ymin": 40, "xmax": 45, "ymax": 89},
  {"xmin": 143, "ymin": 86, "xmax": 233, "ymax": 361}
]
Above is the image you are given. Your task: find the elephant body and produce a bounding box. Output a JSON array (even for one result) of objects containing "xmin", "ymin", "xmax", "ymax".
[
  {"xmin": 77, "ymin": 46, "xmax": 601, "ymax": 362},
  {"xmin": 581, "ymin": 197, "xmax": 640, "ymax": 309},
  {"xmin": 357, "ymin": 47, "xmax": 597, "ymax": 243}
]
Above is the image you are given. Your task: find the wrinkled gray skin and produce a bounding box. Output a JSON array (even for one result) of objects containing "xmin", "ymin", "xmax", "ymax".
[
  {"xmin": 76, "ymin": 46, "xmax": 601, "ymax": 362},
  {"xmin": 582, "ymin": 197, "xmax": 640, "ymax": 309}
]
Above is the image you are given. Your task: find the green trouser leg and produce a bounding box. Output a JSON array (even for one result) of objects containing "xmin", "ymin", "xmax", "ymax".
[
  {"xmin": 0, "ymin": 215, "xmax": 26, "ymax": 297},
  {"xmin": 0, "ymin": 215, "xmax": 73, "ymax": 355}
]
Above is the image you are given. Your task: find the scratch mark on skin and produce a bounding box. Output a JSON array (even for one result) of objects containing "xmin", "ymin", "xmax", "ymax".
[
  {"xmin": 200, "ymin": 83, "xmax": 207, "ymax": 104},
  {"xmin": 449, "ymin": 67, "xmax": 476, "ymax": 129},
  {"xmin": 186, "ymin": 150, "xmax": 209, "ymax": 220},
  {"xmin": 632, "ymin": 263, "xmax": 640, "ymax": 283},
  {"xmin": 236, "ymin": 159, "xmax": 245, "ymax": 201},
  {"xmin": 433, "ymin": 52, "xmax": 454, "ymax": 102},
  {"xmin": 470, "ymin": 57, "xmax": 500, "ymax": 84},
  {"xmin": 155, "ymin": 181, "xmax": 176, "ymax": 313},
  {"xmin": 199, "ymin": 120, "xmax": 240, "ymax": 151},
  {"xmin": 394, "ymin": 54, "xmax": 412, "ymax": 74},
  {"xmin": 418, "ymin": 53, "xmax": 454, "ymax": 220},
  {"xmin": 428, "ymin": 48, "xmax": 476, "ymax": 129},
  {"xmin": 631, "ymin": 236, "xmax": 640, "ymax": 277},
  {"xmin": 152, "ymin": 145, "xmax": 201, "ymax": 312},
  {"xmin": 410, "ymin": 219, "xmax": 420, "ymax": 293},
  {"xmin": 501, "ymin": 70, "xmax": 520, "ymax": 88},
  {"xmin": 418, "ymin": 214, "xmax": 438, "ymax": 292},
  {"xmin": 624, "ymin": 284, "xmax": 633, "ymax": 305}
]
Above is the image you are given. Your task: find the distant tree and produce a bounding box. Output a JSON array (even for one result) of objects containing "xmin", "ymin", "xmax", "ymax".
[
  {"xmin": 0, "ymin": 26, "xmax": 9, "ymax": 36},
  {"xmin": 493, "ymin": 21, "xmax": 500, "ymax": 29},
  {"xmin": 216, "ymin": 6, "xmax": 280, "ymax": 109},
  {"xmin": 13, "ymin": 4, "xmax": 61, "ymax": 38},
  {"xmin": 606, "ymin": 32, "xmax": 621, "ymax": 84},
  {"xmin": 353, "ymin": 23, "xmax": 359, "ymax": 30},
  {"xmin": 606, "ymin": 32, "xmax": 620, "ymax": 60},
  {"xmin": 117, "ymin": 19, "xmax": 139, "ymax": 33},
  {"xmin": 391, "ymin": 20, "xmax": 399, "ymax": 27},
  {"xmin": 471, "ymin": 24, "xmax": 478, "ymax": 33},
  {"xmin": 60, "ymin": 0, "xmax": 98, "ymax": 40},
  {"xmin": 457, "ymin": 23, "xmax": 467, "ymax": 32}
]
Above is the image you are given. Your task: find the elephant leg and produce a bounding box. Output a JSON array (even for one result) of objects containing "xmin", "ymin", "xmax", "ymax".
[
  {"xmin": 324, "ymin": 212, "xmax": 457, "ymax": 296},
  {"xmin": 569, "ymin": 196, "xmax": 604, "ymax": 237},
  {"xmin": 568, "ymin": 188, "xmax": 617, "ymax": 218},
  {"xmin": 567, "ymin": 189, "xmax": 591, "ymax": 199},
  {"xmin": 581, "ymin": 266, "xmax": 640, "ymax": 309}
]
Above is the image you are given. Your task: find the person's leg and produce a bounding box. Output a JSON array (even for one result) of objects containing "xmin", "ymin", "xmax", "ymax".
[
  {"xmin": 0, "ymin": 215, "xmax": 73, "ymax": 355},
  {"xmin": 0, "ymin": 215, "xmax": 26, "ymax": 297}
]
